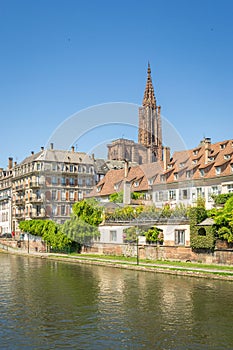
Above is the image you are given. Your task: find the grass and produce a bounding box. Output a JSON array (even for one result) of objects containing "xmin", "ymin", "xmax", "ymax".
[{"xmin": 68, "ymin": 252, "xmax": 233, "ymax": 272}]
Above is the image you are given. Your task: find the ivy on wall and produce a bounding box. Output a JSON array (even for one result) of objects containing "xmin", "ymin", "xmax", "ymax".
[{"xmin": 189, "ymin": 207, "xmax": 215, "ymax": 250}]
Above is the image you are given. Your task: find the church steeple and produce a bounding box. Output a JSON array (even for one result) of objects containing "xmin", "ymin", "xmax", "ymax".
[
  {"xmin": 138, "ymin": 63, "xmax": 162, "ymax": 162},
  {"xmin": 142, "ymin": 62, "xmax": 156, "ymax": 108}
]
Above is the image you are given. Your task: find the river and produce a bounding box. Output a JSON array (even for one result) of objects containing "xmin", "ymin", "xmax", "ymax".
[{"xmin": 0, "ymin": 253, "xmax": 233, "ymax": 349}]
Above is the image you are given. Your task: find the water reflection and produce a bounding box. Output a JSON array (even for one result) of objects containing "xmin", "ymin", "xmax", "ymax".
[{"xmin": 1, "ymin": 253, "xmax": 233, "ymax": 349}]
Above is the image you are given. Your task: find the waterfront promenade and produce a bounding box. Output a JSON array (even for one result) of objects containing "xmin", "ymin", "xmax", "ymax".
[{"xmin": 1, "ymin": 242, "xmax": 233, "ymax": 281}]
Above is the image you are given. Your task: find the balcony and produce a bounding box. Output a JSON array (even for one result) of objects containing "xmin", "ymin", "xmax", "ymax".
[
  {"xmin": 15, "ymin": 213, "xmax": 24, "ymax": 219},
  {"xmin": 15, "ymin": 184, "xmax": 24, "ymax": 191},
  {"xmin": 28, "ymin": 197, "xmax": 43, "ymax": 203},
  {"xmin": 15, "ymin": 198, "xmax": 25, "ymax": 205},
  {"xmin": 29, "ymin": 182, "xmax": 40, "ymax": 188}
]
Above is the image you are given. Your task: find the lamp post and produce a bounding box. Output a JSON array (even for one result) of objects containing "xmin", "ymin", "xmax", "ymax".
[{"xmin": 27, "ymin": 233, "xmax": 30, "ymax": 254}]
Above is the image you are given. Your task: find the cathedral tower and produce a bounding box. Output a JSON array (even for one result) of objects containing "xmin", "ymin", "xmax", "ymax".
[{"xmin": 138, "ymin": 63, "xmax": 162, "ymax": 161}]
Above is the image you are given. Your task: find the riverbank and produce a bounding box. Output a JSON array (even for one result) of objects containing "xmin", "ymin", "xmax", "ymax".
[{"xmin": 1, "ymin": 246, "xmax": 233, "ymax": 281}]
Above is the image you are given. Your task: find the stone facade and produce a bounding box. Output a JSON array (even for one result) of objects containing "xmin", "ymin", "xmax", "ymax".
[{"xmin": 11, "ymin": 144, "xmax": 96, "ymax": 232}]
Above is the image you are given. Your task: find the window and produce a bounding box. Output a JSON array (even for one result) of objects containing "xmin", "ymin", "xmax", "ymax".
[
  {"xmin": 193, "ymin": 150, "xmax": 198, "ymax": 156},
  {"xmin": 158, "ymin": 191, "xmax": 163, "ymax": 201},
  {"xmin": 227, "ymin": 184, "xmax": 233, "ymax": 193},
  {"xmin": 86, "ymin": 178, "xmax": 92, "ymax": 186},
  {"xmin": 69, "ymin": 177, "xmax": 75, "ymax": 186},
  {"xmin": 215, "ymin": 167, "xmax": 221, "ymax": 175},
  {"xmin": 52, "ymin": 205, "xmax": 57, "ymax": 216},
  {"xmin": 198, "ymin": 228, "xmax": 206, "ymax": 236},
  {"xmin": 174, "ymin": 173, "xmax": 178, "ymax": 180},
  {"xmin": 61, "ymin": 177, "xmax": 66, "ymax": 186},
  {"xmin": 160, "ymin": 175, "xmax": 165, "ymax": 182},
  {"xmin": 175, "ymin": 230, "xmax": 185, "ymax": 245},
  {"xmin": 61, "ymin": 205, "xmax": 66, "ymax": 216},
  {"xmin": 110, "ymin": 230, "xmax": 117, "ymax": 242},
  {"xmin": 52, "ymin": 190, "xmax": 57, "ymax": 201},
  {"xmin": 61, "ymin": 190, "xmax": 66, "ymax": 201},
  {"xmin": 52, "ymin": 176, "xmax": 57, "ymax": 184},
  {"xmin": 78, "ymin": 191, "xmax": 83, "ymax": 200},
  {"xmin": 199, "ymin": 169, "xmax": 205, "ymax": 177},
  {"xmin": 44, "ymin": 163, "xmax": 51, "ymax": 171},
  {"xmin": 52, "ymin": 163, "xmax": 57, "ymax": 171},
  {"xmin": 179, "ymin": 189, "xmax": 189, "ymax": 200},
  {"xmin": 148, "ymin": 178, "xmax": 154, "ymax": 185},
  {"xmin": 169, "ymin": 190, "xmax": 176, "ymax": 200},
  {"xmin": 224, "ymin": 154, "xmax": 231, "ymax": 160},
  {"xmin": 197, "ymin": 187, "xmax": 204, "ymax": 198},
  {"xmin": 69, "ymin": 191, "xmax": 74, "ymax": 200},
  {"xmin": 186, "ymin": 171, "xmax": 191, "ymax": 178}
]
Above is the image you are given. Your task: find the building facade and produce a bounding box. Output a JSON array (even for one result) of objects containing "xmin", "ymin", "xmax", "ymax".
[
  {"xmin": 11, "ymin": 144, "xmax": 96, "ymax": 232},
  {"xmin": 0, "ymin": 158, "xmax": 13, "ymax": 235}
]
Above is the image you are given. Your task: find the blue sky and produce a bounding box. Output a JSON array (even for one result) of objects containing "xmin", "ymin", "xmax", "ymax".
[{"xmin": 0, "ymin": 0, "xmax": 233, "ymax": 167}]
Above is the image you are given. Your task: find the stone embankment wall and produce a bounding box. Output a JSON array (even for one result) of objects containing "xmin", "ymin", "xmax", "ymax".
[
  {"xmin": 86, "ymin": 242, "xmax": 233, "ymax": 265},
  {"xmin": 0, "ymin": 238, "xmax": 47, "ymax": 253}
]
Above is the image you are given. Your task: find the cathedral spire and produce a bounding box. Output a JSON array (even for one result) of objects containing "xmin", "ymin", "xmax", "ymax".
[{"xmin": 143, "ymin": 62, "xmax": 156, "ymax": 108}]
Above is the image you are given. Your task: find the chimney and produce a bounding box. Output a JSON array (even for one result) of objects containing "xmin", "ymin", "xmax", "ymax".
[
  {"xmin": 14, "ymin": 161, "xmax": 17, "ymax": 167},
  {"xmin": 71, "ymin": 146, "xmax": 75, "ymax": 153},
  {"xmin": 50, "ymin": 143, "xmax": 54, "ymax": 150},
  {"xmin": 31, "ymin": 151, "xmax": 34, "ymax": 155},
  {"xmin": 204, "ymin": 137, "xmax": 211, "ymax": 164},
  {"xmin": 163, "ymin": 146, "xmax": 171, "ymax": 171},
  {"xmin": 124, "ymin": 160, "xmax": 129, "ymax": 178},
  {"xmin": 8, "ymin": 157, "xmax": 13, "ymax": 170},
  {"xmin": 41, "ymin": 146, "xmax": 44, "ymax": 151}
]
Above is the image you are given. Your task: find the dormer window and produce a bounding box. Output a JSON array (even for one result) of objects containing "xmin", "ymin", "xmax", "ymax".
[
  {"xmin": 220, "ymin": 144, "xmax": 226, "ymax": 149},
  {"xmin": 174, "ymin": 173, "xmax": 178, "ymax": 180},
  {"xmin": 224, "ymin": 154, "xmax": 231, "ymax": 160},
  {"xmin": 186, "ymin": 171, "xmax": 191, "ymax": 178},
  {"xmin": 160, "ymin": 175, "xmax": 165, "ymax": 182},
  {"xmin": 193, "ymin": 150, "xmax": 198, "ymax": 156},
  {"xmin": 179, "ymin": 162, "xmax": 185, "ymax": 169},
  {"xmin": 199, "ymin": 169, "xmax": 205, "ymax": 177},
  {"xmin": 148, "ymin": 178, "xmax": 154, "ymax": 185},
  {"xmin": 192, "ymin": 159, "xmax": 198, "ymax": 165},
  {"xmin": 114, "ymin": 182, "xmax": 121, "ymax": 190},
  {"xmin": 216, "ymin": 166, "xmax": 221, "ymax": 175},
  {"xmin": 97, "ymin": 186, "xmax": 102, "ymax": 193}
]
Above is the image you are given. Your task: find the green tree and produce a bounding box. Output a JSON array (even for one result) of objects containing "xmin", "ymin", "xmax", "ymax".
[
  {"xmin": 212, "ymin": 196, "xmax": 233, "ymax": 243},
  {"xmin": 109, "ymin": 191, "xmax": 123, "ymax": 203},
  {"xmin": 72, "ymin": 199, "xmax": 103, "ymax": 226},
  {"xmin": 61, "ymin": 216, "xmax": 100, "ymax": 245},
  {"xmin": 212, "ymin": 193, "xmax": 233, "ymax": 206},
  {"xmin": 19, "ymin": 219, "xmax": 71, "ymax": 250},
  {"xmin": 145, "ymin": 227, "xmax": 163, "ymax": 243}
]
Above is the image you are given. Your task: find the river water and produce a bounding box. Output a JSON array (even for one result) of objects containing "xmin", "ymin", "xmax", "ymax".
[{"xmin": 0, "ymin": 253, "xmax": 233, "ymax": 349}]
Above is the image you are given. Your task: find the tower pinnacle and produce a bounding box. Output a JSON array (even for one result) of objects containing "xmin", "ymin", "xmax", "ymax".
[{"xmin": 143, "ymin": 62, "xmax": 156, "ymax": 108}]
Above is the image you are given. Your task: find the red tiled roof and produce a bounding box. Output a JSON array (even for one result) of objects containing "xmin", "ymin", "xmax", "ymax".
[{"xmin": 89, "ymin": 138, "xmax": 233, "ymax": 198}]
